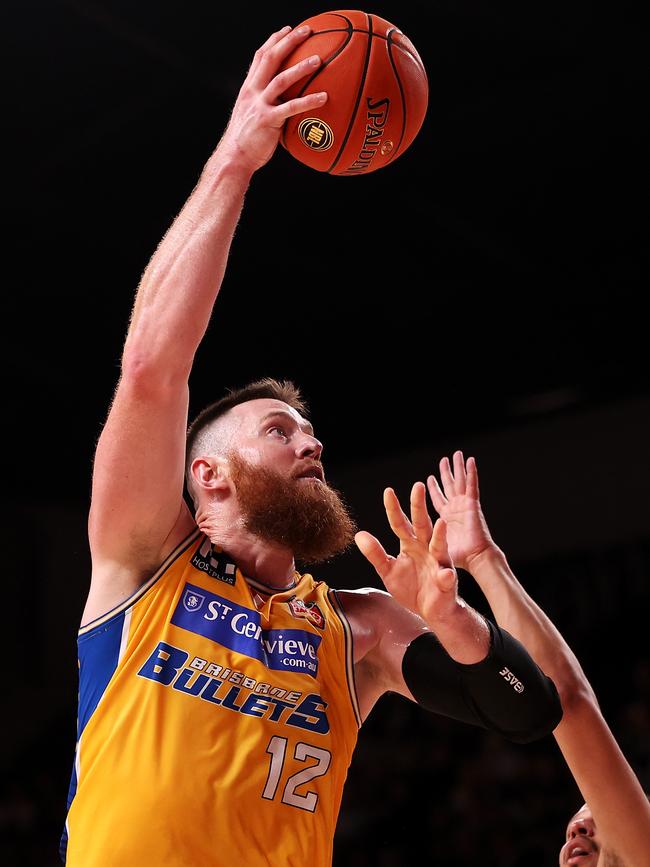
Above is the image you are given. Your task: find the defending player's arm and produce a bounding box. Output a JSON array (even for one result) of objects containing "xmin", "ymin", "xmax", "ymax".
[
  {"xmin": 85, "ymin": 26, "xmax": 328, "ymax": 622},
  {"xmin": 352, "ymin": 483, "xmax": 561, "ymax": 741},
  {"xmin": 427, "ymin": 451, "xmax": 650, "ymax": 867}
]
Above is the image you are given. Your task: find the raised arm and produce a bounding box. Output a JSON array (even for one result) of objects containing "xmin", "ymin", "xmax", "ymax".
[
  {"xmin": 84, "ymin": 26, "xmax": 327, "ymax": 624},
  {"xmin": 427, "ymin": 451, "xmax": 650, "ymax": 866}
]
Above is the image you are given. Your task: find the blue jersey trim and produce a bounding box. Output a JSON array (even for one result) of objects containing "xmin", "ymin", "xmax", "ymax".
[
  {"xmin": 78, "ymin": 611, "xmax": 126, "ymax": 738},
  {"xmin": 60, "ymin": 612, "xmax": 125, "ymax": 863}
]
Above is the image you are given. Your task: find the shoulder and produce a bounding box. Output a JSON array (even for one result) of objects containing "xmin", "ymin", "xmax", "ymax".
[
  {"xmin": 336, "ymin": 586, "xmax": 427, "ymax": 627},
  {"xmin": 335, "ymin": 587, "xmax": 429, "ymax": 663},
  {"xmin": 332, "ymin": 588, "xmax": 430, "ymax": 713},
  {"xmin": 336, "ymin": 587, "xmax": 402, "ymax": 630},
  {"xmin": 335, "ymin": 586, "xmax": 391, "ymax": 614}
]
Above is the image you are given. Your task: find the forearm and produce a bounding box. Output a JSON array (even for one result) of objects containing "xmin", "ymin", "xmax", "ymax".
[
  {"xmin": 403, "ymin": 618, "xmax": 562, "ymax": 742},
  {"xmin": 555, "ymin": 696, "xmax": 650, "ymax": 866},
  {"xmin": 423, "ymin": 599, "xmax": 490, "ymax": 664},
  {"xmin": 473, "ymin": 550, "xmax": 650, "ymax": 860},
  {"xmin": 123, "ymin": 144, "xmax": 254, "ymax": 382},
  {"xmin": 467, "ymin": 545, "xmax": 595, "ymax": 708}
]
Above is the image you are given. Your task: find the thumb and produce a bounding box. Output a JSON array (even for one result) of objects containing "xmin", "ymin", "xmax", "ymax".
[
  {"xmin": 436, "ymin": 566, "xmax": 458, "ymax": 594},
  {"xmin": 431, "ymin": 519, "xmax": 457, "ymax": 593},
  {"xmin": 355, "ymin": 531, "xmax": 392, "ymax": 582},
  {"xmin": 431, "ymin": 518, "xmax": 453, "ymax": 568}
]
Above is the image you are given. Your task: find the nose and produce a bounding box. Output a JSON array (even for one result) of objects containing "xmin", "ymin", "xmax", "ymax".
[
  {"xmin": 296, "ymin": 433, "xmax": 323, "ymax": 461},
  {"xmin": 568, "ymin": 817, "xmax": 595, "ymax": 839}
]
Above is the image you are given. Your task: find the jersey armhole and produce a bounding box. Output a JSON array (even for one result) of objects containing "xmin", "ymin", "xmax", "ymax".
[
  {"xmin": 79, "ymin": 527, "xmax": 202, "ymax": 636},
  {"xmin": 328, "ymin": 589, "xmax": 362, "ymax": 728}
]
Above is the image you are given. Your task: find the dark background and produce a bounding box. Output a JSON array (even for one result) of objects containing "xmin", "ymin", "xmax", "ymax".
[{"xmin": 3, "ymin": 1, "xmax": 649, "ymax": 864}]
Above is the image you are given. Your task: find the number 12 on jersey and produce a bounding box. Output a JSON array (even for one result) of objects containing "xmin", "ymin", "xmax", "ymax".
[{"xmin": 262, "ymin": 736, "xmax": 332, "ymax": 812}]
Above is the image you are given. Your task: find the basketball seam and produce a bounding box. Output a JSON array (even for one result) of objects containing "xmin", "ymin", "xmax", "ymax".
[
  {"xmin": 311, "ymin": 26, "xmax": 427, "ymax": 73},
  {"xmin": 281, "ymin": 17, "xmax": 355, "ymax": 150},
  {"xmin": 385, "ymin": 29, "xmax": 408, "ymax": 165},
  {"xmin": 385, "ymin": 38, "xmax": 427, "ymax": 74},
  {"xmin": 326, "ymin": 13, "xmax": 374, "ymax": 174},
  {"xmin": 296, "ymin": 21, "xmax": 354, "ymax": 98}
]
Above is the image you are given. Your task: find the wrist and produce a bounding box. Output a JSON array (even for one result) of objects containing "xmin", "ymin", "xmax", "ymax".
[
  {"xmin": 465, "ymin": 543, "xmax": 508, "ymax": 577},
  {"xmin": 202, "ymin": 141, "xmax": 257, "ymax": 188},
  {"xmin": 424, "ymin": 600, "xmax": 490, "ymax": 664}
]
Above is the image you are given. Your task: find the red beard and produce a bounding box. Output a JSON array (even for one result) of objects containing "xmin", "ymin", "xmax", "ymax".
[{"xmin": 228, "ymin": 452, "xmax": 357, "ymax": 565}]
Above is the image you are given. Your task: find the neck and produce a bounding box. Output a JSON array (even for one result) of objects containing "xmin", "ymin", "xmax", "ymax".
[{"xmin": 198, "ymin": 514, "xmax": 297, "ymax": 589}]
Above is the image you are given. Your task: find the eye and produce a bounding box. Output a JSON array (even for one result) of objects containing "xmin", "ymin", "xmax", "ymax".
[{"xmin": 268, "ymin": 426, "xmax": 288, "ymax": 439}]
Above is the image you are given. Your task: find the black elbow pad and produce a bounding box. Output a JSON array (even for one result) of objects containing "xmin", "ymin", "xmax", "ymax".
[{"xmin": 402, "ymin": 619, "xmax": 563, "ymax": 743}]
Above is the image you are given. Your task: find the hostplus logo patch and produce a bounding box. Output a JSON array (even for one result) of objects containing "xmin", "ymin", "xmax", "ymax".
[{"xmin": 191, "ymin": 538, "xmax": 236, "ymax": 585}]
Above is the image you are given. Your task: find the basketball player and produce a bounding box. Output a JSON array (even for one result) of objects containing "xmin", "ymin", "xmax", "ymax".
[
  {"xmin": 408, "ymin": 451, "xmax": 650, "ymax": 867},
  {"xmin": 60, "ymin": 27, "xmax": 561, "ymax": 866}
]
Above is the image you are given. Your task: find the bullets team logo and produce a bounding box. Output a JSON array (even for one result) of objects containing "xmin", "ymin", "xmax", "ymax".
[
  {"xmin": 287, "ymin": 596, "xmax": 325, "ymax": 629},
  {"xmin": 298, "ymin": 118, "xmax": 334, "ymax": 151}
]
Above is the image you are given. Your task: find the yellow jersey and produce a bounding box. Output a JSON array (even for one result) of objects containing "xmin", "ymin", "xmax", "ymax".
[{"xmin": 61, "ymin": 528, "xmax": 361, "ymax": 866}]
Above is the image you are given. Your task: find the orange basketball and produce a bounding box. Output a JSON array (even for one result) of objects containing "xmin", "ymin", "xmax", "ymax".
[{"xmin": 279, "ymin": 10, "xmax": 428, "ymax": 176}]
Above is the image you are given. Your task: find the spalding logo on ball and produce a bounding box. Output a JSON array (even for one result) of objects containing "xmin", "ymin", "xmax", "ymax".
[{"xmin": 280, "ymin": 9, "xmax": 428, "ymax": 176}]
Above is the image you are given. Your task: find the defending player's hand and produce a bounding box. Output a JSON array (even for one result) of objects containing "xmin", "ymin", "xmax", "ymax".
[
  {"xmin": 355, "ymin": 482, "xmax": 461, "ymax": 626},
  {"xmin": 426, "ymin": 451, "xmax": 497, "ymax": 572},
  {"xmin": 218, "ymin": 25, "xmax": 328, "ymax": 173}
]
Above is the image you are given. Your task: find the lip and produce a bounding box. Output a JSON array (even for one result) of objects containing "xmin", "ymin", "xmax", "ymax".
[
  {"xmin": 295, "ymin": 465, "xmax": 324, "ymax": 482},
  {"xmin": 564, "ymin": 840, "xmax": 597, "ymax": 865},
  {"xmin": 567, "ymin": 854, "xmax": 595, "ymax": 866}
]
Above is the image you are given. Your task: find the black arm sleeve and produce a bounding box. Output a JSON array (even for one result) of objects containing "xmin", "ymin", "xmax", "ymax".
[{"xmin": 401, "ymin": 618, "xmax": 563, "ymax": 743}]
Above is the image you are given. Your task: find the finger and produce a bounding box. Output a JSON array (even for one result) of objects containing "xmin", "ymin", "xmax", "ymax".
[
  {"xmin": 431, "ymin": 519, "xmax": 457, "ymax": 592},
  {"xmin": 266, "ymin": 52, "xmax": 321, "ymax": 102},
  {"xmin": 453, "ymin": 450, "xmax": 467, "ymax": 495},
  {"xmin": 354, "ymin": 531, "xmax": 394, "ymax": 582},
  {"xmin": 410, "ymin": 481, "xmax": 433, "ymax": 544},
  {"xmin": 430, "ymin": 518, "xmax": 453, "ymax": 568},
  {"xmin": 436, "ymin": 566, "xmax": 458, "ymax": 594},
  {"xmin": 270, "ymin": 90, "xmax": 328, "ymax": 125},
  {"xmin": 384, "ymin": 487, "xmax": 416, "ymax": 543},
  {"xmin": 426, "ymin": 473, "xmax": 447, "ymax": 514},
  {"xmin": 250, "ymin": 24, "xmax": 312, "ymax": 91},
  {"xmin": 247, "ymin": 26, "xmax": 292, "ymax": 79},
  {"xmin": 439, "ymin": 455, "xmax": 456, "ymax": 498},
  {"xmin": 259, "ymin": 25, "xmax": 293, "ymax": 51},
  {"xmin": 466, "ymin": 456, "xmax": 480, "ymax": 500}
]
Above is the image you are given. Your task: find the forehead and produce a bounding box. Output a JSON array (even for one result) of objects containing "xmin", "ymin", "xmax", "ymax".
[{"xmin": 228, "ymin": 398, "xmax": 311, "ymax": 432}]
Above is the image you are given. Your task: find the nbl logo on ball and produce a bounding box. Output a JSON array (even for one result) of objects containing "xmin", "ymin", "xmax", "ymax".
[{"xmin": 298, "ymin": 118, "xmax": 334, "ymax": 151}]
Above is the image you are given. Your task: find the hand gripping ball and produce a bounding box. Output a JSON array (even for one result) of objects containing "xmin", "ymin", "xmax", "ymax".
[{"xmin": 280, "ymin": 10, "xmax": 428, "ymax": 175}]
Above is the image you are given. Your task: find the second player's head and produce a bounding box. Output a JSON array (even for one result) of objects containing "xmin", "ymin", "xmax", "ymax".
[{"xmin": 559, "ymin": 804, "xmax": 625, "ymax": 867}]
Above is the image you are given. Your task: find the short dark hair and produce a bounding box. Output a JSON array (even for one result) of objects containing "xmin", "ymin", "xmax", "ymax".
[{"xmin": 186, "ymin": 377, "xmax": 308, "ymax": 464}]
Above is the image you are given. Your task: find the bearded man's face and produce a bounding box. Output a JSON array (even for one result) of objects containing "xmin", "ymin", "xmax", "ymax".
[{"xmin": 229, "ymin": 450, "xmax": 356, "ymax": 564}]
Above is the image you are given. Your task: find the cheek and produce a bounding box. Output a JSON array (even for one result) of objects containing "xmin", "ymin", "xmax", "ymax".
[
  {"xmin": 236, "ymin": 445, "xmax": 267, "ymax": 466},
  {"xmin": 240, "ymin": 443, "xmax": 291, "ymax": 467}
]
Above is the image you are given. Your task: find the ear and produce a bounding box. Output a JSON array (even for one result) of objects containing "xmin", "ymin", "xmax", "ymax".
[{"xmin": 190, "ymin": 456, "xmax": 232, "ymax": 498}]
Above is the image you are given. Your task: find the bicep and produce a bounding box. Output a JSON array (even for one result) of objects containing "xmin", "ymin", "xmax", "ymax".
[
  {"xmin": 89, "ymin": 371, "xmax": 193, "ymax": 571},
  {"xmin": 348, "ymin": 589, "xmax": 430, "ymax": 700}
]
